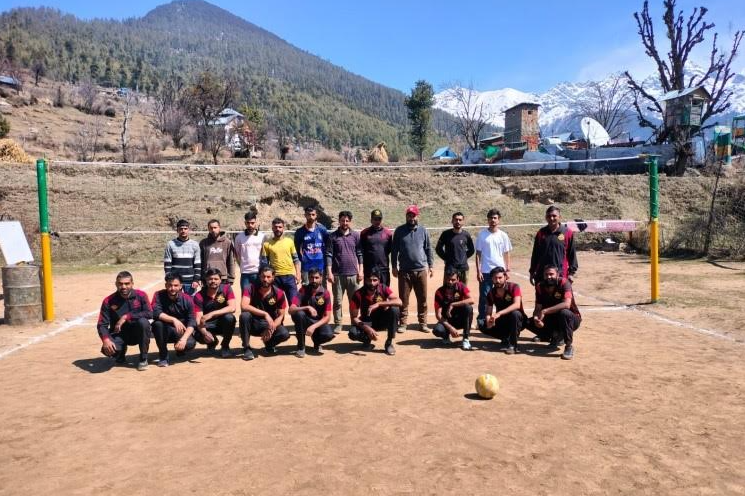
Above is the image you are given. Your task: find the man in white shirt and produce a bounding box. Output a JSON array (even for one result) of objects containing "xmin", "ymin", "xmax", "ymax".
[
  {"xmin": 474, "ymin": 208, "xmax": 512, "ymax": 328},
  {"xmin": 233, "ymin": 211, "xmax": 266, "ymax": 293}
]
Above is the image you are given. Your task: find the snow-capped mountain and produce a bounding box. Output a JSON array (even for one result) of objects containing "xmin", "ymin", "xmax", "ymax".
[{"xmin": 434, "ymin": 63, "xmax": 745, "ymax": 140}]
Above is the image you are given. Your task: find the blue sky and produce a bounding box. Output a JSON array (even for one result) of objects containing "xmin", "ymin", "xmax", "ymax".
[{"xmin": 3, "ymin": 0, "xmax": 744, "ymax": 94}]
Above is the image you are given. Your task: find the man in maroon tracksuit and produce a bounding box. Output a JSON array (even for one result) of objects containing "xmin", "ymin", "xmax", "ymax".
[
  {"xmin": 529, "ymin": 205, "xmax": 578, "ymax": 285},
  {"xmin": 238, "ymin": 266, "xmax": 291, "ymax": 360},
  {"xmin": 482, "ymin": 266, "xmax": 527, "ymax": 355},
  {"xmin": 528, "ymin": 265, "xmax": 581, "ymax": 360},
  {"xmin": 432, "ymin": 268, "xmax": 474, "ymax": 350},
  {"xmin": 289, "ymin": 268, "xmax": 335, "ymax": 357},
  {"xmin": 193, "ymin": 268, "xmax": 237, "ymax": 358},
  {"xmin": 96, "ymin": 271, "xmax": 152, "ymax": 371}
]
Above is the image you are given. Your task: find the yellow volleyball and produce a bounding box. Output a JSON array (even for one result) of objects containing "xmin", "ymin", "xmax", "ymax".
[{"xmin": 475, "ymin": 373, "xmax": 500, "ymax": 399}]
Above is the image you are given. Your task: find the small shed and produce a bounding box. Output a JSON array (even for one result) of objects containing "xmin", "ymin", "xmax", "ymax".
[
  {"xmin": 659, "ymin": 86, "xmax": 710, "ymax": 129},
  {"xmin": 432, "ymin": 146, "xmax": 458, "ymax": 160},
  {"xmin": 504, "ymin": 102, "xmax": 540, "ymax": 150}
]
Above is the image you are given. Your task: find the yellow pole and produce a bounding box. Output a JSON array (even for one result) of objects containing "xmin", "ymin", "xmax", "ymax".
[
  {"xmin": 649, "ymin": 220, "xmax": 659, "ymax": 302},
  {"xmin": 36, "ymin": 158, "xmax": 54, "ymax": 321},
  {"xmin": 40, "ymin": 232, "xmax": 54, "ymax": 321}
]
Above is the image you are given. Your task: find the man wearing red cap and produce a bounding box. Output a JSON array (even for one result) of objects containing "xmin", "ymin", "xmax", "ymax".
[{"xmin": 391, "ymin": 205, "xmax": 433, "ymax": 333}]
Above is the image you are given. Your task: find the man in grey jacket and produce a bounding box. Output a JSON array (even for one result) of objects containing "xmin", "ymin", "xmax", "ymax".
[{"xmin": 391, "ymin": 205, "xmax": 433, "ymax": 333}]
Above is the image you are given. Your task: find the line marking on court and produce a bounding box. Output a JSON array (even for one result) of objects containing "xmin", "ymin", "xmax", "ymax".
[
  {"xmin": 0, "ymin": 279, "xmax": 163, "ymax": 361},
  {"xmin": 509, "ymin": 271, "xmax": 739, "ymax": 344}
]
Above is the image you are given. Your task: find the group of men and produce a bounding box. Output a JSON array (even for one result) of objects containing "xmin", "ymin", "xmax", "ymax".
[{"xmin": 96, "ymin": 205, "xmax": 581, "ymax": 370}]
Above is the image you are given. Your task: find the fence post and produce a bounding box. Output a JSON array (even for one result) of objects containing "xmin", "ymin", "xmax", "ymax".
[
  {"xmin": 36, "ymin": 158, "xmax": 54, "ymax": 321},
  {"xmin": 644, "ymin": 154, "xmax": 660, "ymax": 303}
]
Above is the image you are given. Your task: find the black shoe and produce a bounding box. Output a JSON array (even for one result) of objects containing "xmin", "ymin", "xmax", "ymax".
[
  {"xmin": 361, "ymin": 340, "xmax": 374, "ymax": 351},
  {"xmin": 265, "ymin": 346, "xmax": 278, "ymax": 355},
  {"xmin": 505, "ymin": 345, "xmax": 516, "ymax": 355},
  {"xmin": 114, "ymin": 345, "xmax": 127, "ymax": 364},
  {"xmin": 314, "ymin": 344, "xmax": 324, "ymax": 355},
  {"xmin": 531, "ymin": 336, "xmax": 542, "ymax": 343},
  {"xmin": 207, "ymin": 340, "xmax": 218, "ymax": 351},
  {"xmin": 220, "ymin": 347, "xmax": 232, "ymax": 359},
  {"xmin": 242, "ymin": 348, "xmax": 255, "ymax": 361},
  {"xmin": 561, "ymin": 345, "xmax": 574, "ymax": 360}
]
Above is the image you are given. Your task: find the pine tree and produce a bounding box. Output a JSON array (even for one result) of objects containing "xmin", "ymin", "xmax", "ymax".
[{"xmin": 404, "ymin": 80, "xmax": 434, "ymax": 161}]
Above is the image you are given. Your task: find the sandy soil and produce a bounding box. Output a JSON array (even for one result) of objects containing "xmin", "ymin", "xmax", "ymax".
[{"xmin": 0, "ymin": 253, "xmax": 743, "ymax": 495}]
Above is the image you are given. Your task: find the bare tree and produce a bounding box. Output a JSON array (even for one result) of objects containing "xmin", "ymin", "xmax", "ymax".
[
  {"xmin": 440, "ymin": 82, "xmax": 491, "ymax": 150},
  {"xmin": 573, "ymin": 73, "xmax": 633, "ymax": 140},
  {"xmin": 185, "ymin": 72, "xmax": 237, "ymax": 164},
  {"xmin": 625, "ymin": 0, "xmax": 743, "ymax": 175},
  {"xmin": 121, "ymin": 91, "xmax": 137, "ymax": 163},
  {"xmin": 77, "ymin": 79, "xmax": 98, "ymax": 114},
  {"xmin": 153, "ymin": 73, "xmax": 190, "ymax": 148},
  {"xmin": 72, "ymin": 117, "xmax": 104, "ymax": 161}
]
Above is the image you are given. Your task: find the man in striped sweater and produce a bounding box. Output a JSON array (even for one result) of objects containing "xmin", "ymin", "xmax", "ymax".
[{"xmin": 164, "ymin": 219, "xmax": 201, "ymax": 296}]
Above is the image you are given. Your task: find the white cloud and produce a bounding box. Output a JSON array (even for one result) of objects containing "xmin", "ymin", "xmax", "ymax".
[{"xmin": 577, "ymin": 43, "xmax": 657, "ymax": 82}]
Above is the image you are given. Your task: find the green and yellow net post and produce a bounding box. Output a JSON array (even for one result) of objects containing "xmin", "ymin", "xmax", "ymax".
[
  {"xmin": 36, "ymin": 158, "xmax": 54, "ymax": 321},
  {"xmin": 644, "ymin": 154, "xmax": 660, "ymax": 303}
]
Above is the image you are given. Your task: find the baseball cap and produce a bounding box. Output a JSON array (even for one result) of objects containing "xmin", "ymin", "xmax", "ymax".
[
  {"xmin": 405, "ymin": 205, "xmax": 420, "ymax": 216},
  {"xmin": 371, "ymin": 209, "xmax": 383, "ymax": 219}
]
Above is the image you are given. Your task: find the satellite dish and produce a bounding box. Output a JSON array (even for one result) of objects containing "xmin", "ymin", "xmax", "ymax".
[{"xmin": 580, "ymin": 117, "xmax": 610, "ymax": 147}]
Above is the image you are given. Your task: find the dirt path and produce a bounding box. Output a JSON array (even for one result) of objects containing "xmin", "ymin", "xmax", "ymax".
[{"xmin": 0, "ymin": 253, "xmax": 743, "ymax": 495}]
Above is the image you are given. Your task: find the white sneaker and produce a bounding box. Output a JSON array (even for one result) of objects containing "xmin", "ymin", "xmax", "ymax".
[{"xmin": 461, "ymin": 339, "xmax": 472, "ymax": 351}]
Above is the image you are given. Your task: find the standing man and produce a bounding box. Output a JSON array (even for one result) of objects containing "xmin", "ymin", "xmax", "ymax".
[
  {"xmin": 482, "ymin": 267, "xmax": 526, "ymax": 355},
  {"xmin": 238, "ymin": 266, "xmax": 291, "ymax": 360},
  {"xmin": 325, "ymin": 210, "xmax": 363, "ymax": 334},
  {"xmin": 391, "ymin": 205, "xmax": 433, "ymax": 333},
  {"xmin": 96, "ymin": 271, "xmax": 152, "ymax": 371},
  {"xmin": 294, "ymin": 206, "xmax": 330, "ymax": 286},
  {"xmin": 432, "ymin": 268, "xmax": 475, "ymax": 350},
  {"xmin": 529, "ymin": 205, "xmax": 578, "ymax": 285},
  {"xmin": 435, "ymin": 212, "xmax": 475, "ymax": 285},
  {"xmin": 349, "ymin": 268, "xmax": 402, "ymax": 356},
  {"xmin": 289, "ymin": 268, "xmax": 335, "ymax": 357},
  {"xmin": 360, "ymin": 209, "xmax": 393, "ymax": 287},
  {"xmin": 151, "ymin": 273, "xmax": 198, "ymax": 367},
  {"xmin": 261, "ymin": 217, "xmax": 301, "ymax": 306},
  {"xmin": 193, "ymin": 268, "xmax": 237, "ymax": 358},
  {"xmin": 528, "ymin": 265, "xmax": 581, "ymax": 360},
  {"xmin": 164, "ymin": 219, "xmax": 201, "ymax": 296},
  {"xmin": 199, "ymin": 219, "xmax": 235, "ymax": 285},
  {"xmin": 234, "ymin": 211, "xmax": 265, "ymax": 292},
  {"xmin": 475, "ymin": 209, "xmax": 513, "ymax": 328}
]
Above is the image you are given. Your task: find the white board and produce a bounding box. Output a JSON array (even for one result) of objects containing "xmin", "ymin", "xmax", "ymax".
[{"xmin": 0, "ymin": 221, "xmax": 34, "ymax": 265}]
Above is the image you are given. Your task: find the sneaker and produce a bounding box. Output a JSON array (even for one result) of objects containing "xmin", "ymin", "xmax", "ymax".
[
  {"xmin": 531, "ymin": 336, "xmax": 542, "ymax": 343},
  {"xmin": 505, "ymin": 346, "xmax": 516, "ymax": 355},
  {"xmin": 441, "ymin": 333, "xmax": 452, "ymax": 345},
  {"xmin": 220, "ymin": 347, "xmax": 232, "ymax": 359},
  {"xmin": 546, "ymin": 339, "xmax": 560, "ymax": 351},
  {"xmin": 314, "ymin": 344, "xmax": 324, "ymax": 355},
  {"xmin": 397, "ymin": 325, "xmax": 406, "ymax": 334},
  {"xmin": 385, "ymin": 341, "xmax": 396, "ymax": 356},
  {"xmin": 157, "ymin": 358, "xmax": 169, "ymax": 368},
  {"xmin": 136, "ymin": 359, "xmax": 149, "ymax": 371},
  {"xmin": 265, "ymin": 346, "xmax": 278, "ymax": 355},
  {"xmin": 296, "ymin": 348, "xmax": 306, "ymax": 358},
  {"xmin": 561, "ymin": 345, "xmax": 574, "ymax": 360},
  {"xmin": 207, "ymin": 340, "xmax": 218, "ymax": 351},
  {"xmin": 242, "ymin": 348, "xmax": 255, "ymax": 361},
  {"xmin": 418, "ymin": 323, "xmax": 430, "ymax": 333},
  {"xmin": 362, "ymin": 341, "xmax": 375, "ymax": 351},
  {"xmin": 114, "ymin": 347, "xmax": 127, "ymax": 364},
  {"xmin": 333, "ymin": 325, "xmax": 343, "ymax": 335},
  {"xmin": 461, "ymin": 338, "xmax": 472, "ymax": 351}
]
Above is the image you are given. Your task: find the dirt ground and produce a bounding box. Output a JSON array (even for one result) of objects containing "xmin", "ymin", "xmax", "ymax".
[{"xmin": 0, "ymin": 252, "xmax": 743, "ymax": 495}]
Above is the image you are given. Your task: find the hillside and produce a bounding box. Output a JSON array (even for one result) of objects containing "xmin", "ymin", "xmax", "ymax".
[{"xmin": 0, "ymin": 1, "xmax": 453, "ymax": 156}]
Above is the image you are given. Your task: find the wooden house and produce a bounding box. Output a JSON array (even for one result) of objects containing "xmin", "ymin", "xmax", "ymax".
[{"xmin": 504, "ymin": 102, "xmax": 540, "ymax": 151}]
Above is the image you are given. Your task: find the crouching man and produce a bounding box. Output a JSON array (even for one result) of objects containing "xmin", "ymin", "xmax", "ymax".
[
  {"xmin": 289, "ymin": 268, "xmax": 335, "ymax": 357},
  {"xmin": 96, "ymin": 271, "xmax": 152, "ymax": 371},
  {"xmin": 152, "ymin": 273, "xmax": 197, "ymax": 367},
  {"xmin": 527, "ymin": 265, "xmax": 581, "ymax": 360},
  {"xmin": 432, "ymin": 268, "xmax": 475, "ymax": 350},
  {"xmin": 481, "ymin": 266, "xmax": 526, "ymax": 355},
  {"xmin": 193, "ymin": 268, "xmax": 237, "ymax": 358},
  {"xmin": 348, "ymin": 268, "xmax": 402, "ymax": 356},
  {"xmin": 238, "ymin": 266, "xmax": 290, "ymax": 360}
]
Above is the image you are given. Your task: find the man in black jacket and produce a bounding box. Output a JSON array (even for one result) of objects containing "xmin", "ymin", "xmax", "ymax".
[{"xmin": 435, "ymin": 212, "xmax": 475, "ymax": 285}]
